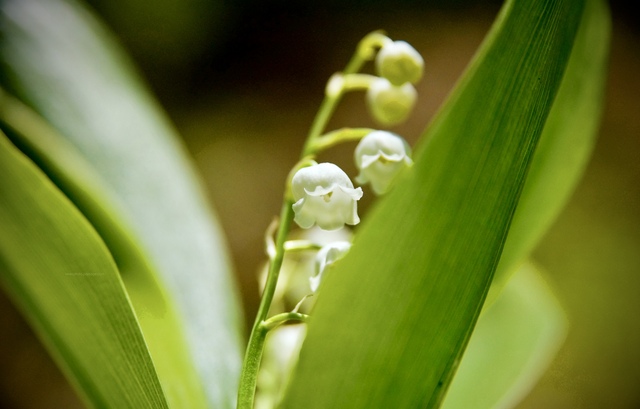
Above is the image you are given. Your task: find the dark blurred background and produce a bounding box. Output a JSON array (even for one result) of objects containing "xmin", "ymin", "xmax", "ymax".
[{"xmin": 0, "ymin": 0, "xmax": 638, "ymax": 407}]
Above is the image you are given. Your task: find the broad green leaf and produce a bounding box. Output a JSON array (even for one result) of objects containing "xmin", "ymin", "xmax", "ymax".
[
  {"xmin": 442, "ymin": 263, "xmax": 567, "ymax": 409},
  {"xmin": 0, "ymin": 0, "xmax": 244, "ymax": 407},
  {"xmin": 489, "ymin": 0, "xmax": 611, "ymax": 303},
  {"xmin": 0, "ymin": 131, "xmax": 168, "ymax": 409},
  {"xmin": 0, "ymin": 89, "xmax": 208, "ymax": 408},
  {"xmin": 282, "ymin": 0, "xmax": 596, "ymax": 408}
]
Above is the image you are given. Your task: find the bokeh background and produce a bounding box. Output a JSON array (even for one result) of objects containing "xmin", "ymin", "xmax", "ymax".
[{"xmin": 0, "ymin": 0, "xmax": 638, "ymax": 407}]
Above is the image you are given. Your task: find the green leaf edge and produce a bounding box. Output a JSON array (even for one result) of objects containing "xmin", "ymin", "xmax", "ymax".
[
  {"xmin": 0, "ymin": 130, "xmax": 168, "ymax": 409},
  {"xmin": 0, "ymin": 88, "xmax": 209, "ymax": 409},
  {"xmin": 442, "ymin": 262, "xmax": 568, "ymax": 409},
  {"xmin": 0, "ymin": 0, "xmax": 245, "ymax": 406},
  {"xmin": 489, "ymin": 0, "xmax": 611, "ymax": 302}
]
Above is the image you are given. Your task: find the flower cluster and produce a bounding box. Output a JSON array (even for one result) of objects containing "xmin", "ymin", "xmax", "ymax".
[
  {"xmin": 290, "ymin": 35, "xmax": 422, "ymax": 234},
  {"xmin": 247, "ymin": 33, "xmax": 425, "ymax": 408},
  {"xmin": 291, "ymin": 130, "xmax": 413, "ymax": 231}
]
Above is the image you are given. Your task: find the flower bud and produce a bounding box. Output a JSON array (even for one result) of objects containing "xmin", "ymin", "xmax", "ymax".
[
  {"xmin": 355, "ymin": 131, "xmax": 413, "ymax": 195},
  {"xmin": 366, "ymin": 78, "xmax": 417, "ymax": 126},
  {"xmin": 310, "ymin": 241, "xmax": 352, "ymax": 292},
  {"xmin": 376, "ymin": 40, "xmax": 424, "ymax": 86},
  {"xmin": 291, "ymin": 163, "xmax": 363, "ymax": 231}
]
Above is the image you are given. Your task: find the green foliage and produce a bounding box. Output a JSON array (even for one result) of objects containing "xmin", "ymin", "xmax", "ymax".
[
  {"xmin": 0, "ymin": 0, "xmax": 609, "ymax": 407},
  {"xmin": 0, "ymin": 90, "xmax": 210, "ymax": 408},
  {"xmin": 1, "ymin": 0, "xmax": 243, "ymax": 407},
  {"xmin": 0, "ymin": 132, "xmax": 168, "ymax": 408},
  {"xmin": 489, "ymin": 0, "xmax": 611, "ymax": 302},
  {"xmin": 280, "ymin": 0, "xmax": 608, "ymax": 407},
  {"xmin": 442, "ymin": 263, "xmax": 567, "ymax": 409}
]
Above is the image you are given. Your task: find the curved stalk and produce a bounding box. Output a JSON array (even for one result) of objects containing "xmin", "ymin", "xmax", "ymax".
[
  {"xmin": 237, "ymin": 200, "xmax": 294, "ymax": 408},
  {"xmin": 236, "ymin": 30, "xmax": 390, "ymax": 409}
]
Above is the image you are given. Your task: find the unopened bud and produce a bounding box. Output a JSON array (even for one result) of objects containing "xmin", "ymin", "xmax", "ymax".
[
  {"xmin": 366, "ymin": 78, "xmax": 417, "ymax": 126},
  {"xmin": 376, "ymin": 40, "xmax": 424, "ymax": 86}
]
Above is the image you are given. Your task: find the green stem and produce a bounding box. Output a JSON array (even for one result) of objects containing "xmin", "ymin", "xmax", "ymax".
[
  {"xmin": 302, "ymin": 93, "xmax": 341, "ymax": 156},
  {"xmin": 308, "ymin": 127, "xmax": 376, "ymax": 153},
  {"xmin": 299, "ymin": 32, "xmax": 390, "ymax": 159},
  {"xmin": 283, "ymin": 240, "xmax": 323, "ymax": 252},
  {"xmin": 236, "ymin": 325, "xmax": 267, "ymax": 409},
  {"xmin": 344, "ymin": 31, "xmax": 391, "ymax": 74},
  {"xmin": 301, "ymin": 73, "xmax": 375, "ymax": 157},
  {"xmin": 237, "ymin": 200, "xmax": 294, "ymax": 409},
  {"xmin": 342, "ymin": 73, "xmax": 378, "ymax": 90},
  {"xmin": 262, "ymin": 312, "xmax": 309, "ymax": 331}
]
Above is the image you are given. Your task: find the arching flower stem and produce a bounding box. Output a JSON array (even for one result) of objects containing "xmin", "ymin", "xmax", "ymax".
[
  {"xmin": 241, "ymin": 97, "xmax": 326, "ymax": 409},
  {"xmin": 302, "ymin": 30, "xmax": 390, "ymax": 157},
  {"xmin": 302, "ymin": 73, "xmax": 376, "ymax": 157},
  {"xmin": 345, "ymin": 30, "xmax": 391, "ymax": 74},
  {"xmin": 238, "ymin": 31, "xmax": 392, "ymax": 409}
]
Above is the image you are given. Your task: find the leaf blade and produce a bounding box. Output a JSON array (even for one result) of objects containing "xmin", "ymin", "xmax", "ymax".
[
  {"xmin": 0, "ymin": 131, "xmax": 168, "ymax": 409},
  {"xmin": 0, "ymin": 87, "xmax": 208, "ymax": 409},
  {"xmin": 442, "ymin": 263, "xmax": 568, "ymax": 409},
  {"xmin": 281, "ymin": 0, "xmax": 590, "ymax": 407},
  {"xmin": 490, "ymin": 0, "xmax": 611, "ymax": 302},
  {"xmin": 0, "ymin": 0, "xmax": 244, "ymax": 406}
]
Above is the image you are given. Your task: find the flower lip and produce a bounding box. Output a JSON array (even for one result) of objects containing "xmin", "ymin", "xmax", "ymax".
[
  {"xmin": 360, "ymin": 152, "xmax": 408, "ymax": 169},
  {"xmin": 304, "ymin": 185, "xmax": 337, "ymax": 197}
]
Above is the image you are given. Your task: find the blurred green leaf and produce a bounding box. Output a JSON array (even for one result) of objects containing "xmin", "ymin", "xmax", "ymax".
[
  {"xmin": 282, "ymin": 0, "xmax": 601, "ymax": 407},
  {"xmin": 0, "ymin": 89, "xmax": 209, "ymax": 409},
  {"xmin": 0, "ymin": 0, "xmax": 244, "ymax": 407},
  {"xmin": 489, "ymin": 0, "xmax": 611, "ymax": 303},
  {"xmin": 0, "ymin": 131, "xmax": 168, "ymax": 409},
  {"xmin": 442, "ymin": 263, "xmax": 567, "ymax": 409}
]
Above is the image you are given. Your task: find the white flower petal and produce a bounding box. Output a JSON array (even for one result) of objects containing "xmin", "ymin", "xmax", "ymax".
[
  {"xmin": 292, "ymin": 198, "xmax": 316, "ymax": 229},
  {"xmin": 338, "ymin": 184, "xmax": 364, "ymax": 201},
  {"xmin": 360, "ymin": 153, "xmax": 382, "ymax": 169}
]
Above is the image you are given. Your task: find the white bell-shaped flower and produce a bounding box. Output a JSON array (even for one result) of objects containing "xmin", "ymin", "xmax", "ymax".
[
  {"xmin": 310, "ymin": 241, "xmax": 352, "ymax": 292},
  {"xmin": 376, "ymin": 40, "xmax": 424, "ymax": 86},
  {"xmin": 355, "ymin": 131, "xmax": 413, "ymax": 195},
  {"xmin": 291, "ymin": 163, "xmax": 363, "ymax": 231},
  {"xmin": 366, "ymin": 77, "xmax": 417, "ymax": 126}
]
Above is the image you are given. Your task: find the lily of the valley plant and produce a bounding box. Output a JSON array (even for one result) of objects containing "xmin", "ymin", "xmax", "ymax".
[{"xmin": 0, "ymin": 0, "xmax": 609, "ymax": 408}]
